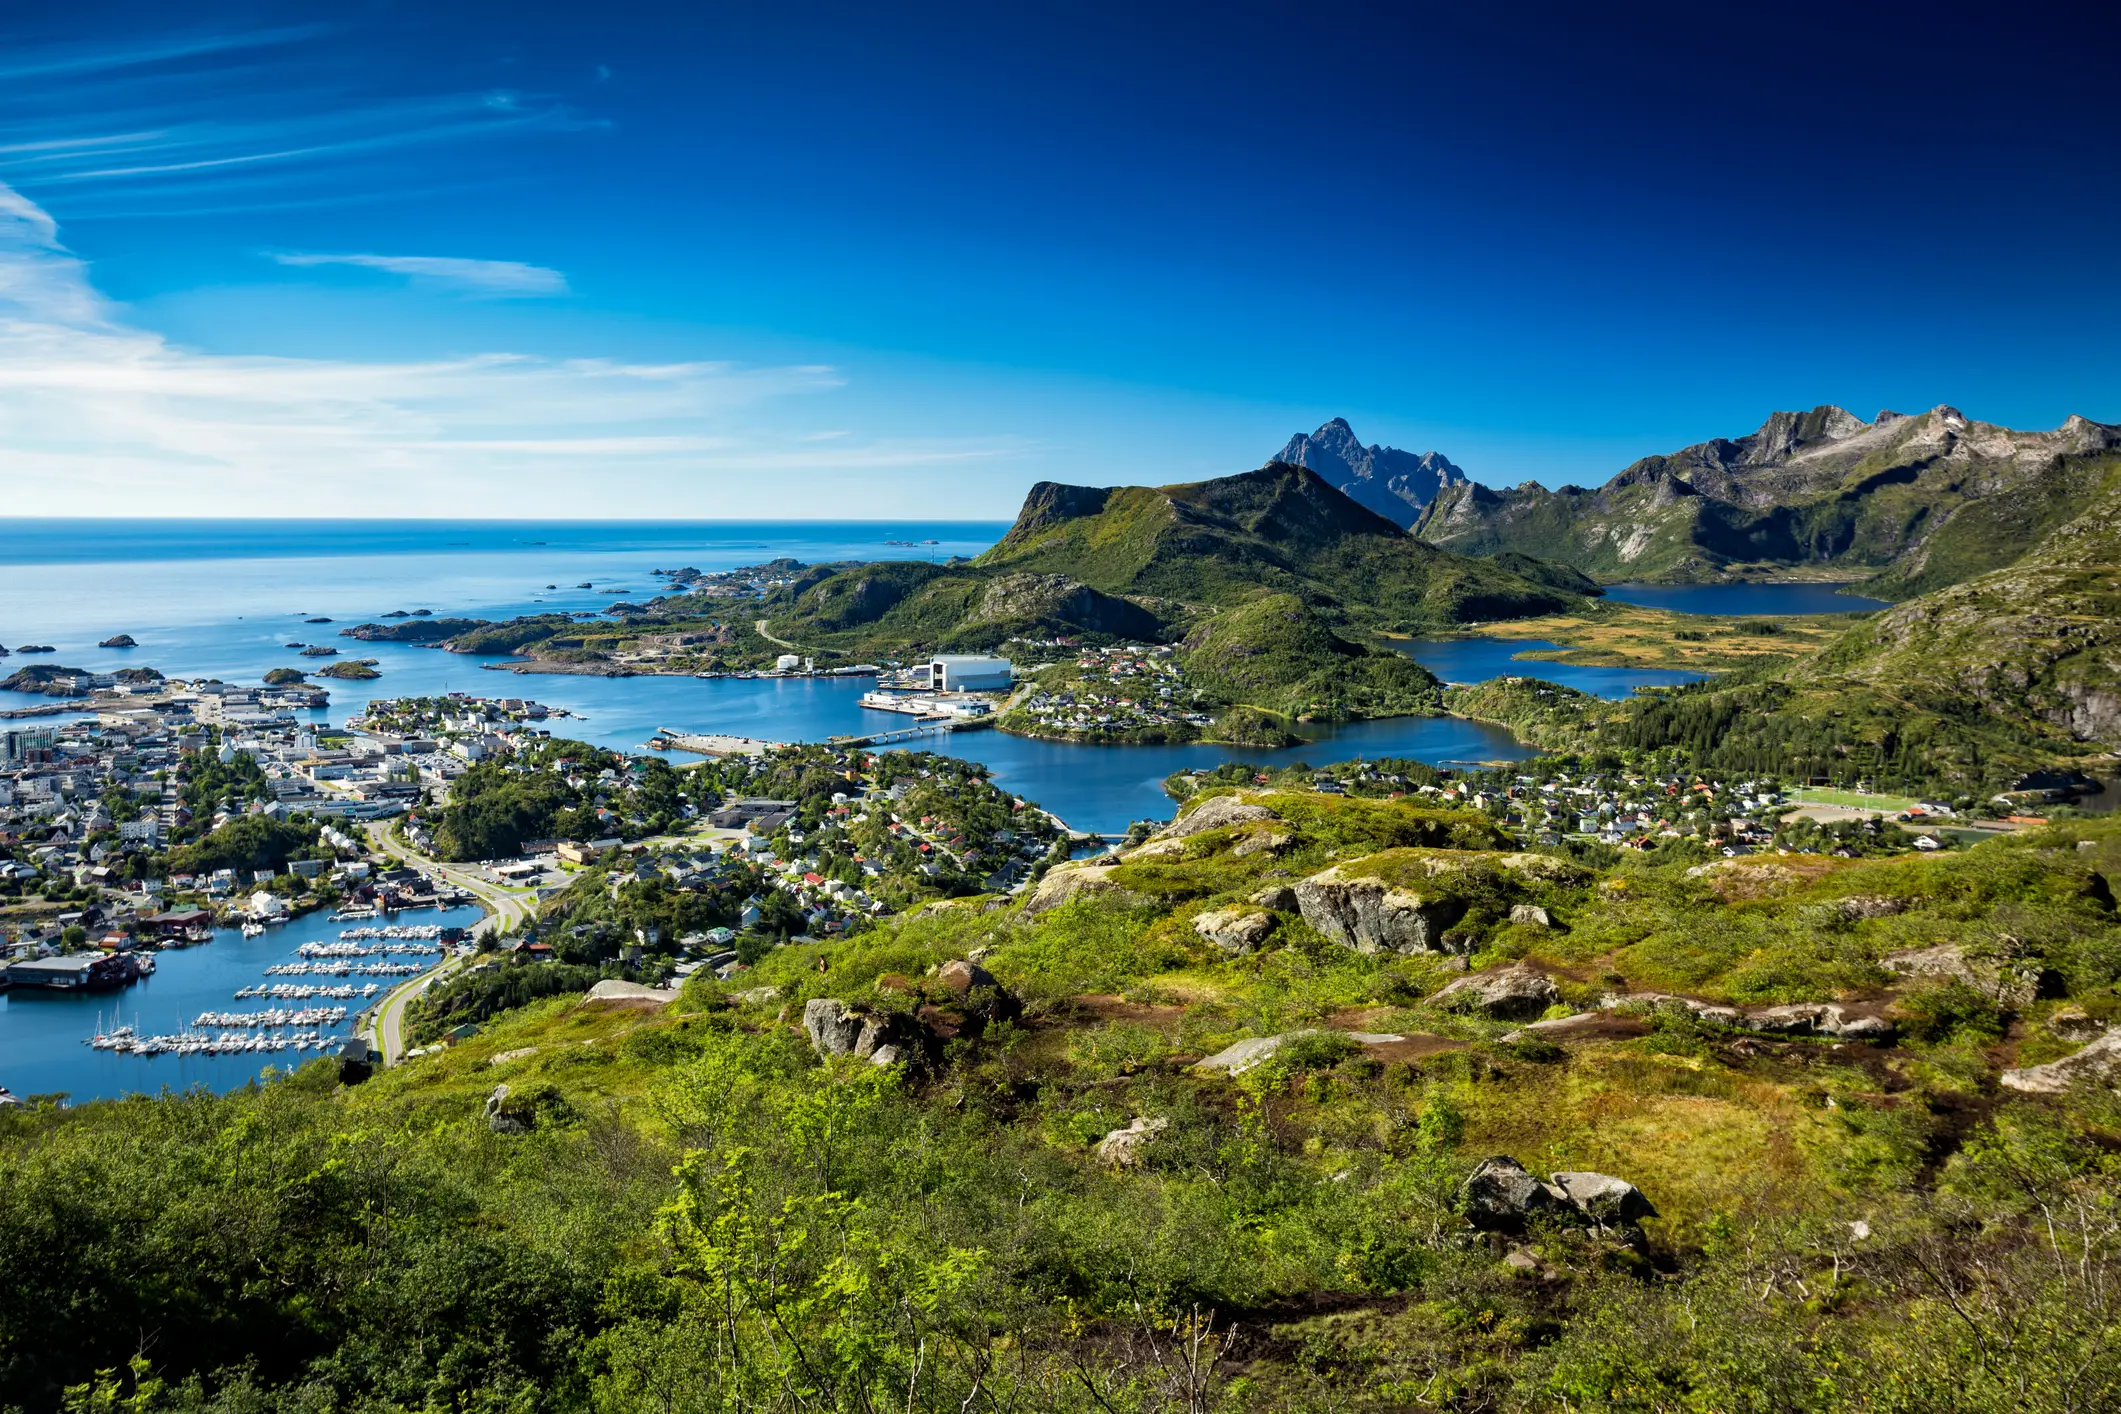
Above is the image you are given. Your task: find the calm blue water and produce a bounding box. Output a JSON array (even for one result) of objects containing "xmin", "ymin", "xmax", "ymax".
[
  {"xmin": 1603, "ymin": 582, "xmax": 1888, "ymax": 615},
  {"xmin": 0, "ymin": 904, "xmax": 482, "ymax": 1103},
  {"xmin": 1390, "ymin": 638, "xmax": 1705, "ymax": 694}
]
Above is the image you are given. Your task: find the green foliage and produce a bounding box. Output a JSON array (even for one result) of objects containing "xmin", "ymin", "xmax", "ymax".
[{"xmin": 163, "ymin": 815, "xmax": 319, "ymax": 878}]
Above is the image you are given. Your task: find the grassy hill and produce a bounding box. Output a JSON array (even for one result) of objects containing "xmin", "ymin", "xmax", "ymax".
[
  {"xmin": 758, "ymin": 463, "xmax": 1596, "ymax": 726},
  {"xmin": 8, "ymin": 783, "xmax": 2119, "ymax": 1412},
  {"xmin": 1801, "ymin": 479, "xmax": 2121, "ymax": 751},
  {"xmin": 1415, "ymin": 404, "xmax": 2121, "ymax": 597}
]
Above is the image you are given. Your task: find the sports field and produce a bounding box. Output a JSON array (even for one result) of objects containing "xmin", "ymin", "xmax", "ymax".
[{"xmin": 1791, "ymin": 786, "xmax": 1920, "ymax": 813}]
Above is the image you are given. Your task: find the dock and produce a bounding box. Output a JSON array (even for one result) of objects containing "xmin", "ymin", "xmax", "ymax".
[{"xmin": 649, "ymin": 730, "xmax": 787, "ymax": 757}]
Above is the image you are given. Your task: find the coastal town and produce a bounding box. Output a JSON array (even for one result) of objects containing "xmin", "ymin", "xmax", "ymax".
[{"xmin": 4, "ymin": 660, "xmax": 2030, "ymax": 1012}]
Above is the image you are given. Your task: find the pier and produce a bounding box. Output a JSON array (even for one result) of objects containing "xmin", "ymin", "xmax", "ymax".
[{"xmin": 649, "ymin": 730, "xmax": 787, "ymax": 757}]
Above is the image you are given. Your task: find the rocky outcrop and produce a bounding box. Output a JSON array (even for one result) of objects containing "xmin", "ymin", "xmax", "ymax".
[
  {"xmin": 98, "ymin": 634, "xmax": 136, "ymax": 648},
  {"xmin": 1462, "ymin": 1156, "xmax": 1656, "ymax": 1232},
  {"xmin": 1462, "ymin": 1157, "xmax": 1569, "ymax": 1229},
  {"xmin": 1192, "ymin": 906, "xmax": 1276, "ymax": 954},
  {"xmin": 1430, "ymin": 965, "xmax": 1562, "ymax": 1021},
  {"xmin": 1295, "ymin": 863, "xmax": 1469, "ymax": 955},
  {"xmin": 1509, "ymin": 904, "xmax": 1553, "ymax": 928},
  {"xmin": 1023, "ymin": 859, "xmax": 1138, "ymax": 915},
  {"xmin": 2046, "ymin": 1006, "xmax": 2108, "ymax": 1043},
  {"xmin": 1158, "ymin": 793, "xmax": 1279, "ymax": 840},
  {"xmin": 485, "ymin": 1084, "xmax": 527, "ymax": 1134},
  {"xmin": 1192, "ymin": 1029, "xmax": 1404, "ymax": 1075},
  {"xmin": 1603, "ymin": 991, "xmax": 1894, "ymax": 1040},
  {"xmin": 1093, "ymin": 1116, "xmax": 1169, "ymax": 1167},
  {"xmin": 1881, "ymin": 944, "xmax": 2041, "ymax": 1007},
  {"xmin": 802, "ymin": 998, "xmax": 914, "ymax": 1066},
  {"xmin": 2001, "ymin": 1031, "xmax": 2121, "ymax": 1094}
]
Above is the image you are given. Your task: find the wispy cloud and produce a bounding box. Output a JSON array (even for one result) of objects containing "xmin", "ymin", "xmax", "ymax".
[
  {"xmin": 0, "ymin": 27, "xmax": 604, "ymax": 218},
  {"xmin": 0, "ymin": 183, "xmax": 1022, "ymax": 515},
  {"xmin": 272, "ymin": 251, "xmax": 570, "ymax": 297}
]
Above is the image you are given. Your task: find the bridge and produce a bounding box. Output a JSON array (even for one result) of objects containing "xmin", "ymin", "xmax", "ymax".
[{"xmin": 828, "ymin": 719, "xmax": 960, "ymax": 748}]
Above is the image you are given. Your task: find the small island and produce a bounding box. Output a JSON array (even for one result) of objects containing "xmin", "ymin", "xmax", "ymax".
[{"xmin": 98, "ymin": 634, "xmax": 137, "ymax": 648}]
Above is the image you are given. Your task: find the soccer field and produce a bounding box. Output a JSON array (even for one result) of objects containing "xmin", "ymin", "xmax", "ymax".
[{"xmin": 1791, "ymin": 786, "xmax": 1920, "ymax": 812}]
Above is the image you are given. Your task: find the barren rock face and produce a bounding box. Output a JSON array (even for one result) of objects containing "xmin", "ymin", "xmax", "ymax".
[{"xmin": 1295, "ymin": 864, "xmax": 1469, "ymax": 954}]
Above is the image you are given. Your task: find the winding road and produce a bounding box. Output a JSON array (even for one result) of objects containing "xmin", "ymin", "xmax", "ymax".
[{"xmin": 362, "ymin": 822, "xmax": 542, "ymax": 1065}]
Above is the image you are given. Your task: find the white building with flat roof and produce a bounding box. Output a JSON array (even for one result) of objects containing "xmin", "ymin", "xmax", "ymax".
[{"xmin": 926, "ymin": 655, "xmax": 1011, "ymax": 692}]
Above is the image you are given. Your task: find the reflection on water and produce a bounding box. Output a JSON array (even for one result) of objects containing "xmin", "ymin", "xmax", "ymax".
[{"xmin": 1388, "ymin": 638, "xmax": 1703, "ymax": 696}]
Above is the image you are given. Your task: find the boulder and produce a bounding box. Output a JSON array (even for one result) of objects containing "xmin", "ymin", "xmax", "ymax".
[
  {"xmin": 2001, "ymin": 1031, "xmax": 2121, "ymax": 1094},
  {"xmin": 931, "ymin": 957, "xmax": 1021, "ymax": 1028},
  {"xmin": 1094, "ymin": 1115, "xmax": 1169, "ymax": 1167},
  {"xmin": 1461, "ymin": 1156, "xmax": 1570, "ymax": 1230},
  {"xmin": 1295, "ymin": 865, "xmax": 1469, "ymax": 955},
  {"xmin": 1509, "ymin": 904, "xmax": 1553, "ymax": 929},
  {"xmin": 1192, "ymin": 905, "xmax": 1276, "ymax": 954},
  {"xmin": 1024, "ymin": 860, "xmax": 1138, "ymax": 915},
  {"xmin": 1549, "ymin": 1171, "xmax": 1658, "ymax": 1226},
  {"xmin": 803, "ymin": 998, "xmax": 869, "ymax": 1057},
  {"xmin": 485, "ymin": 1083, "xmax": 529, "ymax": 1134},
  {"xmin": 1251, "ymin": 885, "xmax": 1298, "ymax": 911},
  {"xmin": 733, "ymin": 985, "xmax": 783, "ymax": 1006},
  {"xmin": 1159, "ymin": 794, "xmax": 1279, "ymax": 840},
  {"xmin": 1462, "ymin": 1156, "xmax": 1658, "ymax": 1232},
  {"xmin": 1230, "ymin": 828, "xmax": 1294, "ymax": 859},
  {"xmin": 584, "ymin": 979, "xmax": 678, "ymax": 1006},
  {"xmin": 1429, "ymin": 965, "xmax": 1562, "ymax": 1021}
]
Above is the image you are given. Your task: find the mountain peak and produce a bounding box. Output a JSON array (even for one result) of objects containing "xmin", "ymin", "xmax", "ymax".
[{"xmin": 1270, "ymin": 417, "xmax": 1468, "ymax": 529}]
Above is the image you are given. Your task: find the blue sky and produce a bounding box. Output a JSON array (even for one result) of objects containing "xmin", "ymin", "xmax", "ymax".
[{"xmin": 1, "ymin": 0, "xmax": 2116, "ymax": 517}]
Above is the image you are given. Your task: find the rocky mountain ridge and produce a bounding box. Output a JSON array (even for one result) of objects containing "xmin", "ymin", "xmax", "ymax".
[
  {"xmin": 1412, "ymin": 403, "xmax": 2121, "ymax": 597},
  {"xmin": 1272, "ymin": 417, "xmax": 1469, "ymax": 528}
]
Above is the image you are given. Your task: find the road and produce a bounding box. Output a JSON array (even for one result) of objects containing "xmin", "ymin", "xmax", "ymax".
[
  {"xmin": 362, "ymin": 822, "xmax": 542, "ymax": 1065},
  {"xmin": 754, "ymin": 618, "xmax": 803, "ymax": 652}
]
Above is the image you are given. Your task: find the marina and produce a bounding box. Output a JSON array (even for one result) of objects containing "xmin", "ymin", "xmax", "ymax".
[{"xmin": 0, "ymin": 902, "xmax": 483, "ymax": 1102}]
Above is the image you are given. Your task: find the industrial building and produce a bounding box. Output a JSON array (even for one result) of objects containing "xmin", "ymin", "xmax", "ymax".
[{"xmin": 918, "ymin": 655, "xmax": 1012, "ymax": 692}]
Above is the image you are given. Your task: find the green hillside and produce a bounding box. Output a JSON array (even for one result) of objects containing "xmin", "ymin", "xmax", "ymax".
[
  {"xmin": 756, "ymin": 463, "xmax": 1595, "ymax": 728},
  {"xmin": 8, "ymin": 783, "xmax": 2120, "ymax": 1412}
]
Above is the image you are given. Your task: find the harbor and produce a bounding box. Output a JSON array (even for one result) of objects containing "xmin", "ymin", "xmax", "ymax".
[{"xmin": 0, "ymin": 902, "xmax": 482, "ymax": 1102}]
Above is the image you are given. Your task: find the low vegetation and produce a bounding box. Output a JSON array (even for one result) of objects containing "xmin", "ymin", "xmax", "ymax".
[{"xmin": 6, "ymin": 783, "xmax": 2117, "ymax": 1413}]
